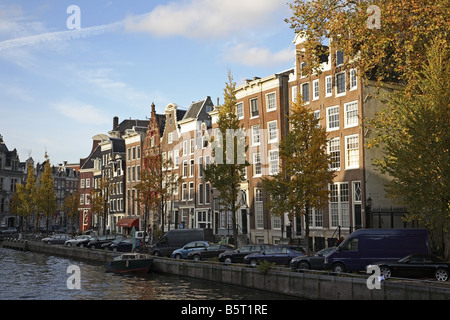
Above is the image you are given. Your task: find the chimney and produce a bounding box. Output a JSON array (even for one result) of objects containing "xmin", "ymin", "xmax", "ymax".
[
  {"xmin": 113, "ymin": 116, "xmax": 119, "ymax": 130},
  {"xmin": 151, "ymin": 102, "xmax": 156, "ymax": 117}
]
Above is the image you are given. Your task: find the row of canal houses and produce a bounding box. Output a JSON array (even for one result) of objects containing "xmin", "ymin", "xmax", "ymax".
[{"xmin": 77, "ymin": 35, "xmax": 405, "ymax": 251}]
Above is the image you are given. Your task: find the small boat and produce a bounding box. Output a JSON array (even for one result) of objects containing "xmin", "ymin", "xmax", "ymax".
[{"xmin": 106, "ymin": 253, "xmax": 153, "ymax": 274}]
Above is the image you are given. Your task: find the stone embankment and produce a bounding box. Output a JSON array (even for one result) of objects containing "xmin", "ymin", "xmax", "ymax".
[{"xmin": 2, "ymin": 238, "xmax": 449, "ymax": 300}]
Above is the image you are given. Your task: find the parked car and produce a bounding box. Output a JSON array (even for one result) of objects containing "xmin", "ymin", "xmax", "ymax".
[
  {"xmin": 76, "ymin": 236, "xmax": 97, "ymax": 248},
  {"xmin": 290, "ymin": 247, "xmax": 336, "ymax": 271},
  {"xmin": 64, "ymin": 235, "xmax": 93, "ymax": 246},
  {"xmin": 244, "ymin": 245, "xmax": 306, "ymax": 267},
  {"xmin": 171, "ymin": 241, "xmax": 211, "ymax": 259},
  {"xmin": 325, "ymin": 228, "xmax": 430, "ymax": 273},
  {"xmin": 151, "ymin": 228, "xmax": 214, "ymax": 257},
  {"xmin": 187, "ymin": 244, "xmax": 235, "ymax": 261},
  {"xmin": 218, "ymin": 244, "xmax": 271, "ymax": 264},
  {"xmin": 42, "ymin": 234, "xmax": 72, "ymax": 245},
  {"xmin": 106, "ymin": 238, "xmax": 141, "ymax": 252},
  {"xmin": 373, "ymin": 254, "xmax": 450, "ymax": 282},
  {"xmin": 86, "ymin": 234, "xmax": 127, "ymax": 249}
]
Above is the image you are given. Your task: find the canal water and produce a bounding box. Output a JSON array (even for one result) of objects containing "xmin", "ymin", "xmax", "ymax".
[{"xmin": 0, "ymin": 247, "xmax": 297, "ymax": 300}]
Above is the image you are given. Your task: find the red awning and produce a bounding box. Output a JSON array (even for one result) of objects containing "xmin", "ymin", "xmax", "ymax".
[{"xmin": 116, "ymin": 217, "xmax": 139, "ymax": 228}]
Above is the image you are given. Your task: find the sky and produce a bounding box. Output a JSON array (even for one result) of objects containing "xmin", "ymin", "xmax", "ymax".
[{"xmin": 0, "ymin": 0, "xmax": 297, "ymax": 166}]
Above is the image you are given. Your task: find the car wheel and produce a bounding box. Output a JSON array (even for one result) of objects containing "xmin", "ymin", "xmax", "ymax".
[
  {"xmin": 193, "ymin": 254, "xmax": 201, "ymax": 261},
  {"xmin": 113, "ymin": 247, "xmax": 118, "ymax": 252},
  {"xmin": 298, "ymin": 261, "xmax": 310, "ymax": 270},
  {"xmin": 66, "ymin": 243, "xmax": 72, "ymax": 247},
  {"xmin": 250, "ymin": 259, "xmax": 258, "ymax": 268},
  {"xmin": 434, "ymin": 268, "xmax": 449, "ymax": 282},
  {"xmin": 224, "ymin": 257, "xmax": 232, "ymax": 265},
  {"xmin": 380, "ymin": 266, "xmax": 392, "ymax": 279},
  {"xmin": 174, "ymin": 253, "xmax": 182, "ymax": 259},
  {"xmin": 332, "ymin": 263, "xmax": 346, "ymax": 273}
]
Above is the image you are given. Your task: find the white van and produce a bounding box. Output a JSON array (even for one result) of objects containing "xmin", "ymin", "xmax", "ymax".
[{"xmin": 135, "ymin": 231, "xmax": 150, "ymax": 244}]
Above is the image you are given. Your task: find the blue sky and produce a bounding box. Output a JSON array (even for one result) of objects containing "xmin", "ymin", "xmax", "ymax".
[{"xmin": 0, "ymin": 0, "xmax": 296, "ymax": 165}]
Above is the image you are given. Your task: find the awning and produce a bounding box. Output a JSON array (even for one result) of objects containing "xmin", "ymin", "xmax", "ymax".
[{"xmin": 116, "ymin": 217, "xmax": 139, "ymax": 228}]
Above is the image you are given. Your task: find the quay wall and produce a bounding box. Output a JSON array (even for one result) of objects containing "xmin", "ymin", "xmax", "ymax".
[{"xmin": 2, "ymin": 239, "xmax": 449, "ymax": 300}]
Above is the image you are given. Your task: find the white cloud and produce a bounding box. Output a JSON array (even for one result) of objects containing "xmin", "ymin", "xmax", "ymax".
[
  {"xmin": 223, "ymin": 43, "xmax": 294, "ymax": 67},
  {"xmin": 124, "ymin": 0, "xmax": 288, "ymax": 39},
  {"xmin": 54, "ymin": 100, "xmax": 110, "ymax": 125},
  {"xmin": 0, "ymin": 21, "xmax": 124, "ymax": 52}
]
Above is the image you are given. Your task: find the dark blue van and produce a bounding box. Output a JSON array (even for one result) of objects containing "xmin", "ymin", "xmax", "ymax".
[{"xmin": 324, "ymin": 228, "xmax": 430, "ymax": 273}]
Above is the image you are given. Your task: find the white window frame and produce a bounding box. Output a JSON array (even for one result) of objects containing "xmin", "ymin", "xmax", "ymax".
[
  {"xmin": 250, "ymin": 98, "xmax": 259, "ymax": 118},
  {"xmin": 325, "ymin": 75, "xmax": 332, "ymax": 97},
  {"xmin": 326, "ymin": 105, "xmax": 340, "ymax": 131},
  {"xmin": 269, "ymin": 150, "xmax": 279, "ymax": 175},
  {"xmin": 251, "ymin": 125, "xmax": 260, "ymax": 146},
  {"xmin": 335, "ymin": 72, "xmax": 346, "ymax": 97},
  {"xmin": 344, "ymin": 101, "xmax": 359, "ymax": 128},
  {"xmin": 168, "ymin": 132, "xmax": 173, "ymax": 144},
  {"xmin": 350, "ymin": 68, "xmax": 357, "ymax": 91},
  {"xmin": 255, "ymin": 188, "xmax": 264, "ymax": 229},
  {"xmin": 328, "ymin": 137, "xmax": 341, "ymax": 171},
  {"xmin": 345, "ymin": 134, "xmax": 359, "ymax": 169},
  {"xmin": 266, "ymin": 92, "xmax": 277, "ymax": 111},
  {"xmin": 313, "ymin": 79, "xmax": 319, "ymax": 100},
  {"xmin": 329, "ymin": 182, "xmax": 350, "ymax": 228},
  {"xmin": 267, "ymin": 121, "xmax": 278, "ymax": 143},
  {"xmin": 236, "ymin": 102, "xmax": 244, "ymax": 119},
  {"xmin": 253, "ymin": 153, "xmax": 262, "ymax": 177}
]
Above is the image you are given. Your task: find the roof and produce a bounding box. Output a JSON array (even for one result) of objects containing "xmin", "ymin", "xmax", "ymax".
[{"xmin": 181, "ymin": 96, "xmax": 213, "ymax": 122}]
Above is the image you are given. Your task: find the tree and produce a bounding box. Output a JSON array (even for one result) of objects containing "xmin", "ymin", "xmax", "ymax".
[
  {"xmin": 286, "ymin": 0, "xmax": 449, "ymax": 86},
  {"xmin": 366, "ymin": 38, "xmax": 449, "ymax": 254},
  {"xmin": 37, "ymin": 154, "xmax": 57, "ymax": 235},
  {"xmin": 135, "ymin": 155, "xmax": 180, "ymax": 243},
  {"xmin": 204, "ymin": 71, "xmax": 249, "ymax": 246},
  {"xmin": 262, "ymin": 98, "xmax": 335, "ymax": 254},
  {"xmin": 11, "ymin": 162, "xmax": 37, "ymax": 237},
  {"xmin": 89, "ymin": 176, "xmax": 112, "ymax": 235},
  {"xmin": 63, "ymin": 191, "xmax": 80, "ymax": 236}
]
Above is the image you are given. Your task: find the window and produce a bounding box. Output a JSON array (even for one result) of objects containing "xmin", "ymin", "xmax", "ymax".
[
  {"xmin": 313, "ymin": 79, "xmax": 319, "ymax": 100},
  {"xmin": 268, "ymin": 121, "xmax": 278, "ymax": 143},
  {"xmin": 252, "ymin": 125, "xmax": 260, "ymax": 145},
  {"xmin": 326, "ymin": 106, "xmax": 340, "ymax": 131},
  {"xmin": 190, "ymin": 139, "xmax": 194, "ymax": 154},
  {"xmin": 329, "ymin": 182, "xmax": 349, "ymax": 228},
  {"xmin": 189, "ymin": 182, "xmax": 194, "ymax": 200},
  {"xmin": 198, "ymin": 184, "xmax": 204, "ymax": 204},
  {"xmin": 328, "ymin": 138, "xmax": 340, "ymax": 170},
  {"xmin": 168, "ymin": 132, "xmax": 173, "ymax": 144},
  {"xmin": 325, "ymin": 76, "xmax": 332, "ymax": 97},
  {"xmin": 344, "ymin": 101, "xmax": 358, "ymax": 128},
  {"xmin": 350, "ymin": 68, "xmax": 357, "ymax": 90},
  {"xmin": 266, "ymin": 92, "xmax": 277, "ymax": 111},
  {"xmin": 301, "ymin": 82, "xmax": 309, "ymax": 102},
  {"xmin": 269, "ymin": 150, "xmax": 279, "ymax": 175},
  {"xmin": 292, "ymin": 85, "xmax": 298, "ymax": 102},
  {"xmin": 253, "ymin": 153, "xmax": 261, "ymax": 176},
  {"xmin": 198, "ymin": 157, "xmax": 203, "ymax": 178},
  {"xmin": 183, "ymin": 140, "xmax": 188, "ymax": 156},
  {"xmin": 336, "ymin": 50, "xmax": 344, "ymax": 66},
  {"xmin": 182, "ymin": 183, "xmax": 187, "ymax": 200},
  {"xmin": 250, "ymin": 98, "xmax": 259, "ymax": 117},
  {"xmin": 309, "ymin": 208, "xmax": 323, "ymax": 228},
  {"xmin": 300, "ymin": 62, "xmax": 307, "ymax": 78},
  {"xmin": 182, "ymin": 161, "xmax": 188, "ymax": 177},
  {"xmin": 189, "ymin": 159, "xmax": 194, "ymax": 177},
  {"xmin": 336, "ymin": 72, "xmax": 346, "ymax": 96},
  {"xmin": 205, "ymin": 183, "xmax": 210, "ymax": 204},
  {"xmin": 173, "ymin": 149, "xmax": 179, "ymax": 168},
  {"xmin": 345, "ymin": 135, "xmax": 359, "ymax": 169},
  {"xmin": 236, "ymin": 102, "xmax": 244, "ymax": 119},
  {"xmin": 255, "ymin": 188, "xmax": 264, "ymax": 229}
]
